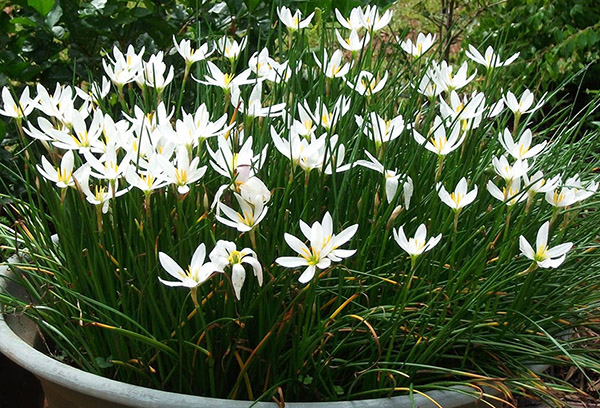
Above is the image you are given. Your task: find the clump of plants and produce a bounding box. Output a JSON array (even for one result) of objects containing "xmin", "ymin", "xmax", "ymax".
[{"xmin": 1, "ymin": 4, "xmax": 599, "ymax": 405}]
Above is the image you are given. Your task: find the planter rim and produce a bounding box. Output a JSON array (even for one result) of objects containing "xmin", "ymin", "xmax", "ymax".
[{"xmin": 1, "ymin": 255, "xmax": 501, "ymax": 408}]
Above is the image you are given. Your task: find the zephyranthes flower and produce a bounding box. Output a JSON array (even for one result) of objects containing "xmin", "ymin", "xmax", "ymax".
[
  {"xmin": 465, "ymin": 44, "xmax": 519, "ymax": 69},
  {"xmin": 158, "ymin": 243, "xmax": 220, "ymax": 288},
  {"xmin": 437, "ymin": 177, "xmax": 477, "ymax": 211},
  {"xmin": 276, "ymin": 212, "xmax": 358, "ymax": 284},
  {"xmin": 519, "ymin": 221, "xmax": 572, "ymax": 268},
  {"xmin": 209, "ymin": 240, "xmax": 262, "ymax": 300},
  {"xmin": 393, "ymin": 224, "xmax": 442, "ymax": 262},
  {"xmin": 399, "ymin": 32, "xmax": 436, "ymax": 57},
  {"xmin": 277, "ymin": 6, "xmax": 314, "ymax": 32}
]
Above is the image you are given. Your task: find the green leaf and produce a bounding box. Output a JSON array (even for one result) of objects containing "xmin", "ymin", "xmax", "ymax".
[
  {"xmin": 94, "ymin": 355, "xmax": 113, "ymax": 368},
  {"xmin": 27, "ymin": 0, "xmax": 55, "ymax": 16}
]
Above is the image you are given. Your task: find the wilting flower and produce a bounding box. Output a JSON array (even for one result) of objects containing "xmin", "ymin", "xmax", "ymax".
[
  {"xmin": 276, "ymin": 212, "xmax": 358, "ymax": 284},
  {"xmin": 393, "ymin": 223, "xmax": 441, "ymax": 260},
  {"xmin": 355, "ymin": 150, "xmax": 413, "ymax": 207},
  {"xmin": 0, "ymin": 86, "xmax": 35, "ymax": 119},
  {"xmin": 209, "ymin": 240, "xmax": 262, "ymax": 300},
  {"xmin": 335, "ymin": 29, "xmax": 370, "ymax": 52},
  {"xmin": 158, "ymin": 244, "xmax": 220, "ymax": 288},
  {"xmin": 277, "ymin": 6, "xmax": 314, "ymax": 32},
  {"xmin": 498, "ymin": 128, "xmax": 546, "ymax": 160},
  {"xmin": 313, "ymin": 49, "xmax": 351, "ymax": 79},
  {"xmin": 503, "ymin": 89, "xmax": 546, "ymax": 116},
  {"xmin": 399, "ymin": 33, "xmax": 436, "ymax": 57},
  {"xmin": 465, "ymin": 45, "xmax": 519, "ymax": 69},
  {"xmin": 413, "ymin": 117, "xmax": 464, "ymax": 156},
  {"xmin": 437, "ymin": 177, "xmax": 477, "ymax": 211},
  {"xmin": 519, "ymin": 221, "xmax": 572, "ymax": 268},
  {"xmin": 346, "ymin": 70, "xmax": 388, "ymax": 96}
]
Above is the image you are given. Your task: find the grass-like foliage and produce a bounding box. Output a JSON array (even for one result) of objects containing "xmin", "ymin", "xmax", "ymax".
[{"xmin": 1, "ymin": 4, "xmax": 599, "ymax": 405}]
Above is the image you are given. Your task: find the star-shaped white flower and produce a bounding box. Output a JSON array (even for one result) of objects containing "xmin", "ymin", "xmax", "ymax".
[
  {"xmin": 393, "ymin": 223, "xmax": 441, "ymax": 259},
  {"xmin": 276, "ymin": 212, "xmax": 358, "ymax": 284},
  {"xmin": 158, "ymin": 244, "xmax": 220, "ymax": 288},
  {"xmin": 437, "ymin": 177, "xmax": 478, "ymax": 211},
  {"xmin": 519, "ymin": 221, "xmax": 572, "ymax": 268}
]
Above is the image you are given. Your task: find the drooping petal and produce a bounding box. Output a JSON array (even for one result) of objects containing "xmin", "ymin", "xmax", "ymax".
[{"xmin": 231, "ymin": 263, "xmax": 246, "ymax": 300}]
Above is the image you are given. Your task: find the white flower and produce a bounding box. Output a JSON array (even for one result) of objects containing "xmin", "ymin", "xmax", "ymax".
[
  {"xmin": 137, "ymin": 52, "xmax": 174, "ymax": 91},
  {"xmin": 209, "ymin": 240, "xmax": 262, "ymax": 300},
  {"xmin": 359, "ymin": 5, "xmax": 392, "ymax": 32},
  {"xmin": 563, "ymin": 174, "xmax": 598, "ymax": 203},
  {"xmin": 335, "ymin": 29, "xmax": 370, "ymax": 52},
  {"xmin": 300, "ymin": 96, "xmax": 351, "ymax": 130},
  {"xmin": 335, "ymin": 7, "xmax": 364, "ymax": 31},
  {"xmin": 487, "ymin": 178, "xmax": 525, "ymax": 206},
  {"xmin": 399, "ymin": 33, "xmax": 436, "ymax": 57},
  {"xmin": 498, "ymin": 128, "xmax": 546, "ymax": 160},
  {"xmin": 439, "ymin": 90, "xmax": 486, "ymax": 130},
  {"xmin": 413, "ymin": 116, "xmax": 465, "ymax": 156},
  {"xmin": 355, "ymin": 112, "xmax": 405, "ymax": 145},
  {"xmin": 0, "ymin": 86, "xmax": 35, "ymax": 119},
  {"xmin": 393, "ymin": 224, "xmax": 441, "ymax": 258},
  {"xmin": 430, "ymin": 61, "xmax": 476, "ymax": 93},
  {"xmin": 544, "ymin": 186, "xmax": 577, "ymax": 208},
  {"xmin": 196, "ymin": 61, "xmax": 255, "ymax": 92},
  {"xmin": 208, "ymin": 134, "xmax": 267, "ymax": 181},
  {"xmin": 156, "ymin": 146, "xmax": 207, "ymax": 194},
  {"xmin": 355, "ymin": 150, "xmax": 413, "ymax": 207},
  {"xmin": 437, "ymin": 177, "xmax": 477, "ymax": 211},
  {"xmin": 275, "ymin": 212, "xmax": 358, "ymax": 284},
  {"xmin": 158, "ymin": 244, "xmax": 220, "ymax": 288},
  {"xmin": 36, "ymin": 150, "xmax": 84, "ymax": 189},
  {"xmin": 231, "ymin": 81, "xmax": 286, "ymax": 118},
  {"xmin": 52, "ymin": 109, "xmax": 103, "ymax": 153},
  {"xmin": 346, "ymin": 70, "xmax": 388, "ymax": 96},
  {"xmin": 465, "ymin": 45, "xmax": 519, "ymax": 69},
  {"xmin": 125, "ymin": 157, "xmax": 170, "ymax": 194},
  {"xmin": 173, "ymin": 36, "xmax": 213, "ymax": 66},
  {"xmin": 170, "ymin": 104, "xmax": 229, "ymax": 148},
  {"xmin": 215, "ymin": 192, "xmax": 268, "ymax": 232},
  {"xmin": 79, "ymin": 173, "xmax": 129, "ymax": 213},
  {"xmin": 523, "ymin": 171, "xmax": 560, "ymax": 197},
  {"xmin": 102, "ymin": 45, "xmax": 144, "ymax": 87},
  {"xmin": 271, "ymin": 126, "xmax": 307, "ymax": 166},
  {"xmin": 277, "ymin": 6, "xmax": 314, "ymax": 31},
  {"xmin": 84, "ymin": 143, "xmax": 131, "ymax": 182},
  {"xmin": 313, "ymin": 49, "xmax": 351, "ymax": 79},
  {"xmin": 519, "ymin": 222, "xmax": 572, "ymax": 268},
  {"xmin": 415, "ymin": 74, "xmax": 442, "ymax": 98},
  {"xmin": 215, "ymin": 37, "xmax": 247, "ymax": 61},
  {"xmin": 297, "ymin": 134, "xmax": 351, "ymax": 174},
  {"xmin": 503, "ymin": 89, "xmax": 546, "ymax": 116},
  {"xmin": 492, "ymin": 155, "xmax": 529, "ymax": 183}
]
